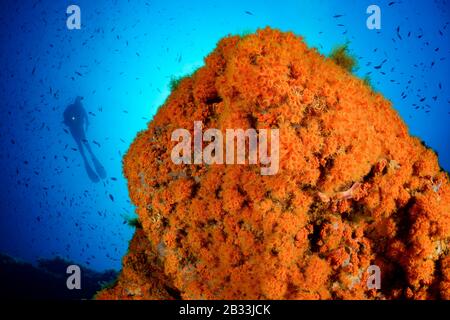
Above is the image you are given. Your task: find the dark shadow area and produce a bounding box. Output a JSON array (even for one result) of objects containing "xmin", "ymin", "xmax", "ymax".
[
  {"xmin": 63, "ymin": 96, "xmax": 107, "ymax": 182},
  {"xmin": 0, "ymin": 253, "xmax": 117, "ymax": 300}
]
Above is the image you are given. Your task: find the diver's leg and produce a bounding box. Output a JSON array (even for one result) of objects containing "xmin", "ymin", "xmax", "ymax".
[
  {"xmin": 73, "ymin": 133, "xmax": 99, "ymax": 183},
  {"xmin": 83, "ymin": 138, "xmax": 107, "ymax": 179}
]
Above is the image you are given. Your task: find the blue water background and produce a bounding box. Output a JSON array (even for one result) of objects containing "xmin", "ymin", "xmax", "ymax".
[{"xmin": 0, "ymin": 0, "xmax": 448, "ymax": 271}]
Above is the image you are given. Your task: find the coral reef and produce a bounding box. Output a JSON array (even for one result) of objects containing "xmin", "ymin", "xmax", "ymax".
[{"xmin": 98, "ymin": 28, "xmax": 450, "ymax": 300}]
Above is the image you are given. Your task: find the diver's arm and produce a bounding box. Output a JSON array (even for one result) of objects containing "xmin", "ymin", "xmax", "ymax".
[
  {"xmin": 83, "ymin": 108, "xmax": 89, "ymax": 132},
  {"xmin": 63, "ymin": 106, "xmax": 71, "ymax": 126}
]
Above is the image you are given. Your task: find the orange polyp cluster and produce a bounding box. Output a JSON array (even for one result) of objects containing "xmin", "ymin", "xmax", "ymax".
[{"xmin": 96, "ymin": 28, "xmax": 450, "ymax": 300}]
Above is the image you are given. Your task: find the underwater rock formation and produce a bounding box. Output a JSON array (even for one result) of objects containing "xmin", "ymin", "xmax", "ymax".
[
  {"xmin": 97, "ymin": 28, "xmax": 450, "ymax": 300},
  {"xmin": 0, "ymin": 254, "xmax": 117, "ymax": 299}
]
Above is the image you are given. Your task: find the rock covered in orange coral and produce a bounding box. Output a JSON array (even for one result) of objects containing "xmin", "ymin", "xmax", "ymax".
[
  {"xmin": 95, "ymin": 228, "xmax": 178, "ymax": 300},
  {"xmin": 98, "ymin": 28, "xmax": 450, "ymax": 300}
]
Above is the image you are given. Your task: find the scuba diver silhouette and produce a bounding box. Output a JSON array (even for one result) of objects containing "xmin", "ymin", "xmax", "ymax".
[{"xmin": 64, "ymin": 96, "xmax": 106, "ymax": 182}]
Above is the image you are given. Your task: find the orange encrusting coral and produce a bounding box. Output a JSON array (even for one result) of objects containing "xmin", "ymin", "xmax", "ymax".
[{"xmin": 97, "ymin": 28, "xmax": 450, "ymax": 300}]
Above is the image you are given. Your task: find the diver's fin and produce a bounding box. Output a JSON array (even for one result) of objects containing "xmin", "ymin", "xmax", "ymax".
[
  {"xmin": 92, "ymin": 157, "xmax": 107, "ymax": 179},
  {"xmin": 85, "ymin": 161, "xmax": 100, "ymax": 183}
]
